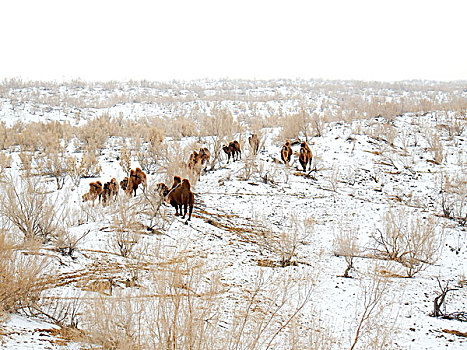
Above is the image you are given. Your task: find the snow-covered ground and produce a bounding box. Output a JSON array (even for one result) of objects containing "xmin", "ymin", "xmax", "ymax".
[{"xmin": 0, "ymin": 80, "xmax": 466, "ymax": 349}]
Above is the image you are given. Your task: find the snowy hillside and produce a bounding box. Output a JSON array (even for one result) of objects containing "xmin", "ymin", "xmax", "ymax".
[{"xmin": 0, "ymin": 79, "xmax": 466, "ymax": 349}]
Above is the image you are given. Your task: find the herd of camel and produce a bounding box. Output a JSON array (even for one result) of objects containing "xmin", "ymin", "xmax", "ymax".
[{"xmin": 81, "ymin": 134, "xmax": 313, "ymax": 223}]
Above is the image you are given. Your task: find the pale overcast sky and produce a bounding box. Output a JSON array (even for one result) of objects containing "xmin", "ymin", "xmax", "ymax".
[{"xmin": 1, "ymin": 0, "xmax": 466, "ymax": 82}]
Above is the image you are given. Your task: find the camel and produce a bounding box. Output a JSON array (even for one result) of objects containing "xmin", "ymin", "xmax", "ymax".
[
  {"xmin": 248, "ymin": 134, "xmax": 259, "ymax": 155},
  {"xmin": 125, "ymin": 168, "xmax": 147, "ymax": 197},
  {"xmin": 298, "ymin": 141, "xmax": 313, "ymax": 172},
  {"xmin": 167, "ymin": 178, "xmax": 194, "ymax": 224},
  {"xmin": 281, "ymin": 140, "xmax": 293, "ymax": 165},
  {"xmin": 82, "ymin": 181, "xmax": 103, "ymax": 204},
  {"xmin": 223, "ymin": 141, "xmax": 241, "ymax": 163}
]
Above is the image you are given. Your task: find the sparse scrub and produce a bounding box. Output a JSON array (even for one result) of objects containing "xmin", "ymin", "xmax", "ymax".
[
  {"xmin": 0, "ymin": 151, "xmax": 12, "ymax": 174},
  {"xmin": 370, "ymin": 208, "xmax": 442, "ymax": 277},
  {"xmin": 110, "ymin": 197, "xmax": 144, "ymax": 258},
  {"xmin": 260, "ymin": 214, "xmax": 314, "ymax": 267},
  {"xmin": 0, "ymin": 174, "xmax": 64, "ymax": 243},
  {"xmin": 439, "ymin": 173, "xmax": 467, "ymax": 225},
  {"xmin": 350, "ymin": 269, "xmax": 394, "ymax": 350},
  {"xmin": 35, "ymin": 146, "xmax": 69, "ymax": 189},
  {"xmin": 333, "ymin": 227, "xmax": 360, "ymax": 278},
  {"xmin": 81, "ymin": 250, "xmax": 320, "ymax": 350},
  {"xmin": 0, "ymin": 230, "xmax": 54, "ymax": 317}
]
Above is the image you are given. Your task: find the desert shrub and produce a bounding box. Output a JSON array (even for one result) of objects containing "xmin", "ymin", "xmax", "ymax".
[
  {"xmin": 76, "ymin": 114, "xmax": 115, "ymax": 153},
  {"xmin": 349, "ymin": 268, "xmax": 395, "ymax": 350},
  {"xmin": 132, "ymin": 128, "xmax": 167, "ymax": 174},
  {"xmin": 81, "ymin": 248, "xmax": 321, "ymax": 350},
  {"xmin": 0, "ymin": 230, "xmax": 53, "ymax": 318},
  {"xmin": 0, "ymin": 174, "xmax": 64, "ymax": 243},
  {"xmin": 280, "ymin": 113, "xmax": 305, "ymax": 141},
  {"xmin": 169, "ymin": 116, "xmax": 198, "ymax": 139},
  {"xmin": 333, "ymin": 227, "xmax": 360, "ymax": 278},
  {"xmin": 260, "ymin": 214, "xmax": 314, "ymax": 267},
  {"xmin": 35, "ymin": 146, "xmax": 69, "ymax": 189},
  {"xmin": 79, "ymin": 150, "xmax": 102, "ymax": 178},
  {"xmin": 119, "ymin": 146, "xmax": 132, "ymax": 176},
  {"xmin": 0, "ymin": 151, "xmax": 12, "ymax": 174},
  {"xmin": 424, "ymin": 128, "xmax": 445, "ymax": 164},
  {"xmin": 370, "ymin": 208, "xmax": 442, "ymax": 277},
  {"xmin": 0, "ymin": 122, "xmax": 13, "ymax": 150},
  {"xmin": 199, "ymin": 106, "xmax": 239, "ymax": 170},
  {"xmin": 110, "ymin": 197, "xmax": 144, "ymax": 258},
  {"xmin": 439, "ymin": 173, "xmax": 467, "ymax": 225}
]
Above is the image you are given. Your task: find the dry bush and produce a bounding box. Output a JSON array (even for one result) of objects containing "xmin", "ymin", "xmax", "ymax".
[
  {"xmin": 311, "ymin": 111, "xmax": 328, "ymax": 138},
  {"xmin": 109, "ymin": 196, "xmax": 146, "ymax": 258},
  {"xmin": 152, "ymin": 142, "xmax": 196, "ymax": 185},
  {"xmin": 280, "ymin": 113, "xmax": 306, "ymax": 141},
  {"xmin": 76, "ymin": 114, "xmax": 115, "ymax": 153},
  {"xmin": 199, "ymin": 106, "xmax": 240, "ymax": 170},
  {"xmin": 423, "ymin": 127, "xmax": 445, "ymax": 164},
  {"xmin": 439, "ymin": 173, "xmax": 467, "ymax": 225},
  {"xmin": 132, "ymin": 130, "xmax": 167, "ymax": 174},
  {"xmin": 81, "ymin": 247, "xmax": 323, "ymax": 350},
  {"xmin": 136, "ymin": 179, "xmax": 174, "ymax": 233},
  {"xmin": 0, "ymin": 151, "xmax": 12, "ymax": 174},
  {"xmin": 0, "ymin": 122, "xmax": 13, "ymax": 150},
  {"xmin": 370, "ymin": 208, "xmax": 442, "ymax": 277},
  {"xmin": 119, "ymin": 146, "xmax": 132, "ymax": 176},
  {"xmin": 35, "ymin": 146, "xmax": 69, "ymax": 189},
  {"xmin": 0, "ymin": 174, "xmax": 65, "ymax": 243},
  {"xmin": 367, "ymin": 120, "xmax": 397, "ymax": 146},
  {"xmin": 79, "ymin": 150, "xmax": 102, "ymax": 178},
  {"xmin": 0, "ymin": 230, "xmax": 54, "ymax": 318},
  {"xmin": 18, "ymin": 149, "xmax": 34, "ymax": 175},
  {"xmin": 169, "ymin": 116, "xmax": 198, "ymax": 139},
  {"xmin": 349, "ymin": 268, "xmax": 395, "ymax": 350},
  {"xmin": 259, "ymin": 214, "xmax": 314, "ymax": 267},
  {"xmin": 333, "ymin": 227, "xmax": 360, "ymax": 278}
]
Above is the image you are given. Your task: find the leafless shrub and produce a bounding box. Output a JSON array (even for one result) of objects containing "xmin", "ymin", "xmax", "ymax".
[
  {"xmin": 18, "ymin": 150, "xmax": 34, "ymax": 175},
  {"xmin": 169, "ymin": 116, "xmax": 198, "ymax": 139},
  {"xmin": 333, "ymin": 227, "xmax": 360, "ymax": 278},
  {"xmin": 133, "ymin": 133, "xmax": 167, "ymax": 174},
  {"xmin": 200, "ymin": 106, "xmax": 239, "ymax": 170},
  {"xmin": 0, "ymin": 151, "xmax": 12, "ymax": 174},
  {"xmin": 136, "ymin": 179, "xmax": 174, "ymax": 233},
  {"xmin": 280, "ymin": 113, "xmax": 306, "ymax": 141},
  {"xmin": 260, "ymin": 214, "xmax": 314, "ymax": 267},
  {"xmin": 110, "ymin": 197, "xmax": 144, "ymax": 258},
  {"xmin": 79, "ymin": 150, "xmax": 102, "ymax": 178},
  {"xmin": 119, "ymin": 146, "xmax": 132, "ymax": 176},
  {"xmin": 439, "ymin": 173, "xmax": 467, "ymax": 225},
  {"xmin": 81, "ymin": 248, "xmax": 321, "ymax": 350},
  {"xmin": 0, "ymin": 175, "xmax": 64, "ymax": 243},
  {"xmin": 370, "ymin": 208, "xmax": 442, "ymax": 277},
  {"xmin": 350, "ymin": 268, "xmax": 394, "ymax": 350},
  {"xmin": 328, "ymin": 164, "xmax": 341, "ymax": 193},
  {"xmin": 24, "ymin": 292, "xmax": 82, "ymax": 328},
  {"xmin": 155, "ymin": 142, "xmax": 198, "ymax": 186},
  {"xmin": 0, "ymin": 230, "xmax": 54, "ymax": 317},
  {"xmin": 311, "ymin": 112, "xmax": 328, "ymax": 138},
  {"xmin": 430, "ymin": 278, "xmax": 458, "ymax": 318},
  {"xmin": 35, "ymin": 146, "xmax": 69, "ymax": 189},
  {"xmin": 54, "ymin": 228, "xmax": 91, "ymax": 258}
]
